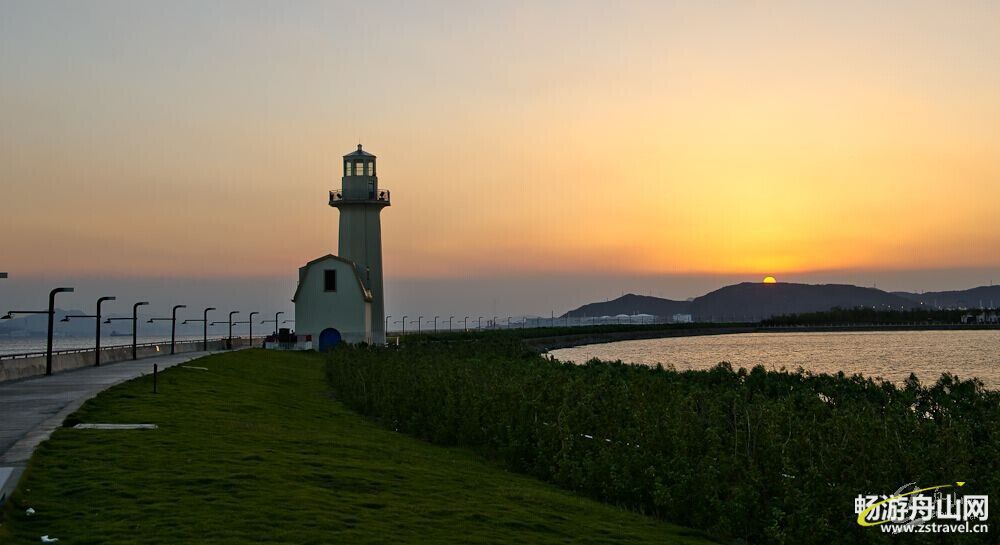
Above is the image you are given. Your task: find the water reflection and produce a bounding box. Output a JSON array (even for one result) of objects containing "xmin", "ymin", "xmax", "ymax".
[{"xmin": 549, "ymin": 331, "xmax": 1000, "ymax": 388}]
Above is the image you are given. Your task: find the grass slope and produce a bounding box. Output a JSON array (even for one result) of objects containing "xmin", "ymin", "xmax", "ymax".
[{"xmin": 1, "ymin": 349, "xmax": 714, "ymax": 544}]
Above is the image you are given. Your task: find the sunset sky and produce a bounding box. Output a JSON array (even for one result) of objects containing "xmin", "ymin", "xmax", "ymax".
[{"xmin": 2, "ymin": 1, "xmax": 999, "ymax": 316}]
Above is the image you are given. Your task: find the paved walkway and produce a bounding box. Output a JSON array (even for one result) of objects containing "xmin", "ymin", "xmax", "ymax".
[{"xmin": 0, "ymin": 349, "xmax": 227, "ymax": 503}]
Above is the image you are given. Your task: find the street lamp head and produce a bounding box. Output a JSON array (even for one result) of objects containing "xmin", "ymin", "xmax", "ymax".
[
  {"xmin": 103, "ymin": 318, "xmax": 111, "ymax": 324},
  {"xmin": 147, "ymin": 319, "xmax": 154, "ymax": 324},
  {"xmin": 60, "ymin": 316, "xmax": 69, "ymax": 322},
  {"xmin": 175, "ymin": 304, "xmax": 187, "ymax": 310},
  {"xmin": 99, "ymin": 296, "xmax": 116, "ymax": 303},
  {"xmin": 206, "ymin": 307, "xmax": 216, "ymax": 311},
  {"xmin": 54, "ymin": 287, "xmax": 74, "ymax": 294},
  {"xmin": 1, "ymin": 314, "xmax": 11, "ymax": 320}
]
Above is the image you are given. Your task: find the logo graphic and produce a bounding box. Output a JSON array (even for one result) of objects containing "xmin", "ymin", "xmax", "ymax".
[{"xmin": 854, "ymin": 482, "xmax": 989, "ymax": 534}]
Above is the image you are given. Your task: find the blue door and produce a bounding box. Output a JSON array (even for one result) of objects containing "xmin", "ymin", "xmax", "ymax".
[{"xmin": 318, "ymin": 328, "xmax": 342, "ymax": 351}]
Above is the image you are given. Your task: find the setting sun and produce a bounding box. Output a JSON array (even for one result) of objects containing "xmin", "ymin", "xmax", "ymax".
[{"xmin": 763, "ymin": 276, "xmax": 777, "ymax": 284}]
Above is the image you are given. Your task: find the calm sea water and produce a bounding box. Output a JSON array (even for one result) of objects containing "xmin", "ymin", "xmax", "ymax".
[
  {"xmin": 0, "ymin": 335, "xmax": 231, "ymax": 356},
  {"xmin": 549, "ymin": 331, "xmax": 1000, "ymax": 388}
]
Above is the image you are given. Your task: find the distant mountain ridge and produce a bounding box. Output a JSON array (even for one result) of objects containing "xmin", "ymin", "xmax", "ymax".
[
  {"xmin": 563, "ymin": 283, "xmax": 1000, "ymax": 321},
  {"xmin": 567, "ymin": 294, "xmax": 693, "ymax": 319},
  {"xmin": 893, "ymin": 286, "xmax": 1000, "ymax": 310}
]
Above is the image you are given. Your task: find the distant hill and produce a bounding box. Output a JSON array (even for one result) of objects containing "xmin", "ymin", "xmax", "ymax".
[
  {"xmin": 563, "ymin": 282, "xmax": 998, "ymax": 321},
  {"xmin": 894, "ymin": 285, "xmax": 1000, "ymax": 310},
  {"xmin": 690, "ymin": 282, "xmax": 916, "ymax": 321},
  {"xmin": 565, "ymin": 294, "xmax": 692, "ymax": 319}
]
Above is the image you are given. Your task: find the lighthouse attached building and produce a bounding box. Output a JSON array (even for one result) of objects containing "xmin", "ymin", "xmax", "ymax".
[{"xmin": 293, "ymin": 145, "xmax": 390, "ymax": 350}]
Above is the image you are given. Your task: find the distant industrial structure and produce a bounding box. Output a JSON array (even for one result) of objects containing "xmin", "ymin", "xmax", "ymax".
[
  {"xmin": 961, "ymin": 312, "xmax": 999, "ymax": 325},
  {"xmin": 293, "ymin": 145, "xmax": 390, "ymax": 349}
]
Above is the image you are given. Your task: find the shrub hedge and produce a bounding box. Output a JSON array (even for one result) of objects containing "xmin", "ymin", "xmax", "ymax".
[{"xmin": 324, "ymin": 337, "xmax": 998, "ymax": 544}]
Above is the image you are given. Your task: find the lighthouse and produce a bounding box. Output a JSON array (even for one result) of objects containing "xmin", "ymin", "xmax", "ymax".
[
  {"xmin": 292, "ymin": 144, "xmax": 390, "ymax": 349},
  {"xmin": 331, "ymin": 144, "xmax": 390, "ymax": 344}
]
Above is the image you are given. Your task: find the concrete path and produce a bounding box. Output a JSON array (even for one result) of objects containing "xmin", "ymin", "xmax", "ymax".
[{"xmin": 0, "ymin": 349, "xmax": 227, "ymax": 504}]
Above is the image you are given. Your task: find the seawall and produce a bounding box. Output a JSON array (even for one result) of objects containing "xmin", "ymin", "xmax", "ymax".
[
  {"xmin": 524, "ymin": 326, "xmax": 758, "ymax": 352},
  {"xmin": 0, "ymin": 338, "xmax": 262, "ymax": 383}
]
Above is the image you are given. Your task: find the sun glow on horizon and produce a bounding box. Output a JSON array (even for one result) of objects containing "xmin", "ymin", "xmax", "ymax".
[{"xmin": 763, "ymin": 276, "xmax": 778, "ymax": 284}]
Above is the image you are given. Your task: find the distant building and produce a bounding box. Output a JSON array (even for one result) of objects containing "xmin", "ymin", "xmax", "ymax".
[
  {"xmin": 293, "ymin": 145, "xmax": 391, "ymax": 349},
  {"xmin": 672, "ymin": 313, "xmax": 693, "ymax": 323},
  {"xmin": 961, "ymin": 312, "xmax": 999, "ymax": 324}
]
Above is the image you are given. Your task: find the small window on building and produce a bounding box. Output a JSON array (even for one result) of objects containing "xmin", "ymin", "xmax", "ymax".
[
  {"xmin": 324, "ymin": 270, "xmax": 336, "ymax": 292},
  {"xmin": 356, "ymin": 161, "xmax": 366, "ymax": 176},
  {"xmin": 367, "ymin": 162, "xmax": 374, "ymax": 176},
  {"xmin": 344, "ymin": 161, "xmax": 350, "ymax": 176}
]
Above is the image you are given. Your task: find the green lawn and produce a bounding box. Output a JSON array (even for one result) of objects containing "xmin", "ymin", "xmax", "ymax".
[{"xmin": 0, "ymin": 350, "xmax": 715, "ymax": 544}]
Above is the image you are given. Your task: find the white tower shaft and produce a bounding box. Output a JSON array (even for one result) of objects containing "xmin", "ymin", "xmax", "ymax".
[{"xmin": 331, "ymin": 145, "xmax": 390, "ymax": 344}]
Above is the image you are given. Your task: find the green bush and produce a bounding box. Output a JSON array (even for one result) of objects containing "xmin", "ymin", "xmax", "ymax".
[{"xmin": 325, "ymin": 338, "xmax": 999, "ymax": 544}]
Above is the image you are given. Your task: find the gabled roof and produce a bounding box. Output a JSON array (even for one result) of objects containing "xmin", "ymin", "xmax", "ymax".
[
  {"xmin": 291, "ymin": 254, "xmax": 373, "ymax": 303},
  {"xmin": 344, "ymin": 144, "xmax": 375, "ymax": 158}
]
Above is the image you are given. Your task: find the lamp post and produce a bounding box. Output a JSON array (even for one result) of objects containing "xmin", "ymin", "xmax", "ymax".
[
  {"xmin": 384, "ymin": 315, "xmax": 392, "ymax": 335},
  {"xmin": 214, "ymin": 311, "xmax": 239, "ymax": 348},
  {"xmin": 61, "ymin": 296, "xmax": 115, "ymax": 366},
  {"xmin": 248, "ymin": 311, "xmax": 258, "ymax": 346},
  {"xmin": 148, "ymin": 304, "xmax": 186, "ymax": 355},
  {"xmin": 231, "ymin": 311, "xmax": 258, "ymax": 348},
  {"xmin": 209, "ymin": 317, "xmax": 234, "ymax": 347},
  {"xmin": 46, "ymin": 288, "xmax": 74, "ymax": 372},
  {"xmin": 463, "ymin": 316, "xmax": 469, "ymax": 331},
  {"xmin": 260, "ymin": 311, "xmax": 285, "ymax": 337},
  {"xmin": 448, "ymin": 315, "xmax": 454, "ymax": 332},
  {"xmin": 400, "ymin": 315, "xmax": 408, "ymax": 335},
  {"xmin": 131, "ymin": 302, "xmax": 148, "ymax": 360},
  {"xmin": 492, "ymin": 316, "xmax": 497, "ymax": 330},
  {"xmin": 477, "ymin": 316, "xmax": 483, "ymax": 330},
  {"xmin": 3, "ymin": 286, "xmax": 75, "ymax": 375},
  {"xmin": 181, "ymin": 307, "xmax": 215, "ymax": 351},
  {"xmin": 411, "ymin": 316, "xmax": 423, "ymax": 333},
  {"xmin": 432, "ymin": 316, "xmax": 439, "ymax": 332},
  {"xmin": 106, "ymin": 301, "xmax": 148, "ymax": 360},
  {"xmin": 230, "ymin": 311, "xmax": 238, "ymax": 346}
]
